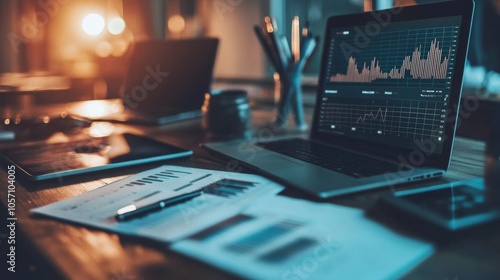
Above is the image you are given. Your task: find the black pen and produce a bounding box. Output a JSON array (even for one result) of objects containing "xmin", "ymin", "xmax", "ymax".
[
  {"xmin": 115, "ymin": 190, "xmax": 203, "ymax": 221},
  {"xmin": 254, "ymin": 25, "xmax": 284, "ymax": 76}
]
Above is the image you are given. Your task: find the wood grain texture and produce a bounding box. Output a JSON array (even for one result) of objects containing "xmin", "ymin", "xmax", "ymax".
[{"xmin": 0, "ymin": 103, "xmax": 497, "ymax": 280}]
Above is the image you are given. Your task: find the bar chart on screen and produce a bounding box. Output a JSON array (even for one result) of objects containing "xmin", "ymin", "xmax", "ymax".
[{"xmin": 327, "ymin": 25, "xmax": 459, "ymax": 89}]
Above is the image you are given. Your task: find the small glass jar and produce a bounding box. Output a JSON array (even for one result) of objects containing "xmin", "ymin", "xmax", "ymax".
[{"xmin": 202, "ymin": 89, "xmax": 251, "ymax": 140}]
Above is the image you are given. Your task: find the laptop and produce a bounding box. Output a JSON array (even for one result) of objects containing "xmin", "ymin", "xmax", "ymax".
[
  {"xmin": 79, "ymin": 38, "xmax": 219, "ymax": 125},
  {"xmin": 204, "ymin": 0, "xmax": 474, "ymax": 198}
]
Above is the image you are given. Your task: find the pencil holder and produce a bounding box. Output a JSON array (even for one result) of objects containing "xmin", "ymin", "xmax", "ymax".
[
  {"xmin": 253, "ymin": 17, "xmax": 318, "ymax": 130},
  {"xmin": 274, "ymin": 63, "xmax": 307, "ymax": 130}
]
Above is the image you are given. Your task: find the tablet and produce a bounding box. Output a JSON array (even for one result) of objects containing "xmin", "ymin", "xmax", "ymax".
[
  {"xmin": 0, "ymin": 133, "xmax": 192, "ymax": 181},
  {"xmin": 379, "ymin": 179, "xmax": 500, "ymax": 231}
]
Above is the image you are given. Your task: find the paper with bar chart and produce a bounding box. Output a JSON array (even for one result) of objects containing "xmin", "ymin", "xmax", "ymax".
[
  {"xmin": 31, "ymin": 166, "xmax": 284, "ymax": 242},
  {"xmin": 172, "ymin": 195, "xmax": 433, "ymax": 280}
]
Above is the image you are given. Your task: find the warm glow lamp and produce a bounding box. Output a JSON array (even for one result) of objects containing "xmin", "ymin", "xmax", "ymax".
[
  {"xmin": 82, "ymin": 13, "xmax": 105, "ymax": 36},
  {"xmin": 108, "ymin": 17, "xmax": 126, "ymax": 35}
]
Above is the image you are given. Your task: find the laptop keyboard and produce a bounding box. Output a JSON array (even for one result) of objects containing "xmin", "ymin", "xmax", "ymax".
[{"xmin": 256, "ymin": 138, "xmax": 404, "ymax": 178}]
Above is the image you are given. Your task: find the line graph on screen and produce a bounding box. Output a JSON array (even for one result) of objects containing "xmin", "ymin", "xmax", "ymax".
[{"xmin": 319, "ymin": 99, "xmax": 446, "ymax": 141}]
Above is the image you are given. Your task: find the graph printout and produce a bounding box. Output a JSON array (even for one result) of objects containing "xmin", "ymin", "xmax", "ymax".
[
  {"xmin": 32, "ymin": 166, "xmax": 284, "ymax": 242},
  {"xmin": 173, "ymin": 195, "xmax": 434, "ymax": 280}
]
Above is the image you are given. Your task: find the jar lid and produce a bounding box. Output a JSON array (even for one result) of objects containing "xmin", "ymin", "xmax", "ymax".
[{"xmin": 210, "ymin": 89, "xmax": 247, "ymax": 99}]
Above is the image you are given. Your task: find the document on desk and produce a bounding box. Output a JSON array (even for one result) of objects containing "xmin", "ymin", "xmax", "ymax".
[
  {"xmin": 31, "ymin": 165, "xmax": 284, "ymax": 242},
  {"xmin": 172, "ymin": 195, "xmax": 434, "ymax": 280}
]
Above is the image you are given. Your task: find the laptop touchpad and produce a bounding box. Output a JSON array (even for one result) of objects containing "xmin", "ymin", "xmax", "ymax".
[{"xmin": 257, "ymin": 155, "xmax": 303, "ymax": 171}]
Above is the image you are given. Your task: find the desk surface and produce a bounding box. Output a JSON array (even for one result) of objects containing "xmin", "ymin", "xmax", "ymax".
[{"xmin": 0, "ymin": 100, "xmax": 499, "ymax": 280}]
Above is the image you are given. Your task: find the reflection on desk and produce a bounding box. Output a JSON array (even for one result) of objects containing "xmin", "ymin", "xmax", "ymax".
[{"xmin": 0, "ymin": 100, "xmax": 498, "ymax": 280}]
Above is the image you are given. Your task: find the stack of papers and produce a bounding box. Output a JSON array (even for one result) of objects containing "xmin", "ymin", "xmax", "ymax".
[{"xmin": 33, "ymin": 165, "xmax": 434, "ymax": 279}]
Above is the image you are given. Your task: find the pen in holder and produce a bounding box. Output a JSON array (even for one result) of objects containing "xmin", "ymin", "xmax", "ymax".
[{"xmin": 254, "ymin": 16, "xmax": 319, "ymax": 130}]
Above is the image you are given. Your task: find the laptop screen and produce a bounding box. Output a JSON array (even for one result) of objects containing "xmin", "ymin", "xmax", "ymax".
[
  {"xmin": 121, "ymin": 38, "xmax": 219, "ymax": 113},
  {"xmin": 316, "ymin": 13, "xmax": 464, "ymax": 155}
]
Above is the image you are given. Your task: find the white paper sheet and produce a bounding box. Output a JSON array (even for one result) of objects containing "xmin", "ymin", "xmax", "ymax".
[
  {"xmin": 172, "ymin": 195, "xmax": 434, "ymax": 280},
  {"xmin": 31, "ymin": 165, "xmax": 284, "ymax": 242}
]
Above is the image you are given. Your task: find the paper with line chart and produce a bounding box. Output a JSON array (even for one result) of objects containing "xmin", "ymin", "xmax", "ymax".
[
  {"xmin": 31, "ymin": 166, "xmax": 284, "ymax": 242},
  {"xmin": 317, "ymin": 16, "xmax": 462, "ymax": 154}
]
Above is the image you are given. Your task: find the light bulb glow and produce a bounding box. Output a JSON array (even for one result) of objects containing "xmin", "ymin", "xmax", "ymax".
[
  {"xmin": 108, "ymin": 17, "xmax": 125, "ymax": 35},
  {"xmin": 168, "ymin": 15, "xmax": 185, "ymax": 33},
  {"xmin": 82, "ymin": 13, "xmax": 105, "ymax": 36},
  {"xmin": 95, "ymin": 41, "xmax": 112, "ymax": 57}
]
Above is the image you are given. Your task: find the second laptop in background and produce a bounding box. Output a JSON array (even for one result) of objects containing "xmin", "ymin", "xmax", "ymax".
[{"xmin": 77, "ymin": 38, "xmax": 219, "ymax": 125}]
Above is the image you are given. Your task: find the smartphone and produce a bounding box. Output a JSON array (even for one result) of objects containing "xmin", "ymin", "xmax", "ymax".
[{"xmin": 379, "ymin": 179, "xmax": 500, "ymax": 231}]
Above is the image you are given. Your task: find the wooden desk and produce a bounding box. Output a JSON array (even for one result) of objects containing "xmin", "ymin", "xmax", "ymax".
[{"xmin": 0, "ymin": 101, "xmax": 499, "ymax": 280}]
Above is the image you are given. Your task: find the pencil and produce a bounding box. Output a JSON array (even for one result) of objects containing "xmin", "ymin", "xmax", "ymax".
[{"xmin": 291, "ymin": 16, "xmax": 300, "ymax": 63}]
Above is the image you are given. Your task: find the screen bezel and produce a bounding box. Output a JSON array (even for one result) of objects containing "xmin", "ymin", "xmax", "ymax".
[{"xmin": 311, "ymin": 0, "xmax": 474, "ymax": 170}]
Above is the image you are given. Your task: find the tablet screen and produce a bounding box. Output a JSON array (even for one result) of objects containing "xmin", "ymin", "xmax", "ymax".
[{"xmin": 1, "ymin": 133, "xmax": 192, "ymax": 180}]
